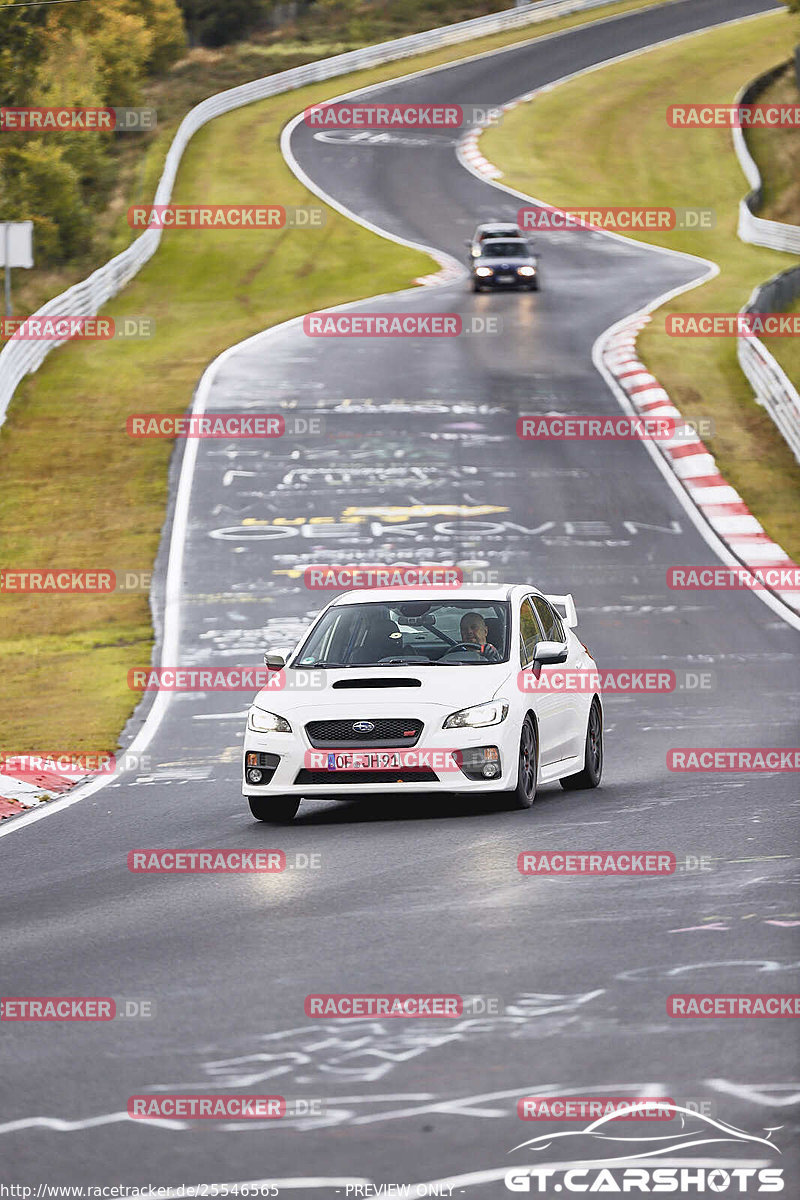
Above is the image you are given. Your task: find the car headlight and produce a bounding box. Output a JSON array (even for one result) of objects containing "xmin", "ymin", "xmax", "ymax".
[
  {"xmin": 248, "ymin": 707, "xmax": 291, "ymax": 733},
  {"xmin": 517, "ymin": 265, "xmax": 537, "ymax": 276},
  {"xmin": 475, "ymin": 266, "xmax": 494, "ymax": 277},
  {"xmin": 443, "ymin": 700, "xmax": 509, "ymax": 729}
]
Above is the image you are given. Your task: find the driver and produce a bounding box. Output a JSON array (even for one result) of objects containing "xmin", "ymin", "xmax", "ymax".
[{"xmin": 459, "ymin": 612, "xmax": 501, "ymax": 663}]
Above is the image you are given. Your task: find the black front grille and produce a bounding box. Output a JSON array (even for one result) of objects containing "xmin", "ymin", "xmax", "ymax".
[
  {"xmin": 305, "ymin": 718, "xmax": 423, "ymax": 749},
  {"xmin": 295, "ymin": 769, "xmax": 439, "ymax": 785}
]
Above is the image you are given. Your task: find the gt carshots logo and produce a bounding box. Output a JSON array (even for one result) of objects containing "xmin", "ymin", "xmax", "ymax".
[
  {"xmin": 504, "ymin": 1168, "xmax": 785, "ymax": 1192},
  {"xmin": 505, "ymin": 1105, "xmax": 784, "ymax": 1192}
]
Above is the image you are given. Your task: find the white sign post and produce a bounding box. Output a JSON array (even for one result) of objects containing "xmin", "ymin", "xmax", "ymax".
[{"xmin": 0, "ymin": 221, "xmax": 34, "ymax": 316}]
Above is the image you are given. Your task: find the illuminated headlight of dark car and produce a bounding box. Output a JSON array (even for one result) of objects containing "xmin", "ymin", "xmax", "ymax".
[
  {"xmin": 475, "ymin": 266, "xmax": 494, "ymax": 277},
  {"xmin": 517, "ymin": 265, "xmax": 537, "ymax": 277}
]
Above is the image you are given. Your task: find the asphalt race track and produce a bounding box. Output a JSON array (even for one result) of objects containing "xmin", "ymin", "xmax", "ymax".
[{"xmin": 2, "ymin": 0, "xmax": 799, "ymax": 1192}]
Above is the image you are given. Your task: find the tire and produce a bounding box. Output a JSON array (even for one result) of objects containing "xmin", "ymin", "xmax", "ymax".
[
  {"xmin": 472, "ymin": 281, "xmax": 482, "ymax": 293},
  {"xmin": 502, "ymin": 716, "xmax": 538, "ymax": 809},
  {"xmin": 248, "ymin": 795, "xmax": 300, "ymax": 823},
  {"xmin": 560, "ymin": 699, "xmax": 603, "ymax": 790}
]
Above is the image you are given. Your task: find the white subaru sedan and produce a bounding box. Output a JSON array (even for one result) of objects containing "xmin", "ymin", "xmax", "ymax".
[{"xmin": 242, "ymin": 586, "xmax": 603, "ymax": 822}]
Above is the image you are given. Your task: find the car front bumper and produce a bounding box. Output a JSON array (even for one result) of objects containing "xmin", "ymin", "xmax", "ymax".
[
  {"xmin": 474, "ymin": 272, "xmax": 537, "ymax": 288},
  {"xmin": 242, "ymin": 705, "xmax": 521, "ymax": 797}
]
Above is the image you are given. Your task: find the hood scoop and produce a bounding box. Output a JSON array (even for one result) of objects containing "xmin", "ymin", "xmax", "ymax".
[{"xmin": 332, "ymin": 677, "xmax": 422, "ymax": 689}]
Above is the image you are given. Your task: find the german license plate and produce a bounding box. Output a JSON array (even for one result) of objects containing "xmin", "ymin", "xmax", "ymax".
[
  {"xmin": 497, "ymin": 274, "xmax": 515, "ymax": 283},
  {"xmin": 326, "ymin": 752, "xmax": 403, "ymax": 770}
]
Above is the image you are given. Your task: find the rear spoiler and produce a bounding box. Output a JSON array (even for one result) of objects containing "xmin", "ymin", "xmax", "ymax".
[{"xmin": 544, "ymin": 593, "xmax": 578, "ymax": 629}]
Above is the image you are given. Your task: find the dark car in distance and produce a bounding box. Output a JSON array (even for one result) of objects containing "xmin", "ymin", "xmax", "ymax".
[{"xmin": 470, "ymin": 238, "xmax": 539, "ymax": 292}]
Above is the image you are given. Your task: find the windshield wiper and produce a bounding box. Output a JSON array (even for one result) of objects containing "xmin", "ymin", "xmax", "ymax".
[{"xmin": 346, "ymin": 658, "xmax": 437, "ymax": 667}]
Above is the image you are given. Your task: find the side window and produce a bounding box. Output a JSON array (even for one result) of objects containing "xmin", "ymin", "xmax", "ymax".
[
  {"xmin": 519, "ymin": 599, "xmax": 543, "ymax": 666},
  {"xmin": 531, "ymin": 596, "xmax": 565, "ymax": 643}
]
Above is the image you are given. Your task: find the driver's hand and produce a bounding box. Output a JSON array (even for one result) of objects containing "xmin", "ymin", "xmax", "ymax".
[{"xmin": 481, "ymin": 644, "xmax": 501, "ymax": 663}]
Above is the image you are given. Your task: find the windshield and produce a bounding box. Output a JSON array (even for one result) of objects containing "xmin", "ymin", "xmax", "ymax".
[
  {"xmin": 480, "ymin": 241, "xmax": 529, "ymax": 258},
  {"xmin": 294, "ymin": 600, "xmax": 511, "ymax": 667},
  {"xmin": 479, "ymin": 227, "xmax": 519, "ymax": 241}
]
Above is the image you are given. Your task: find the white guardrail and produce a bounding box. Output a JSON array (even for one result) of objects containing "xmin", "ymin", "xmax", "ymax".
[
  {"xmin": 732, "ymin": 69, "xmax": 800, "ymax": 465},
  {"xmin": 0, "ymin": 0, "xmax": 618, "ymax": 431}
]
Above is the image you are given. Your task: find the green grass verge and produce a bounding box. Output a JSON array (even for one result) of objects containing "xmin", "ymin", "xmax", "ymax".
[
  {"xmin": 0, "ymin": 0, "xmax": 676, "ymax": 753},
  {"xmin": 482, "ymin": 10, "xmax": 800, "ymax": 566}
]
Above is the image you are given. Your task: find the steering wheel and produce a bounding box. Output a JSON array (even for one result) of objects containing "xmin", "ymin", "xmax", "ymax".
[{"xmin": 441, "ymin": 641, "xmax": 484, "ymax": 654}]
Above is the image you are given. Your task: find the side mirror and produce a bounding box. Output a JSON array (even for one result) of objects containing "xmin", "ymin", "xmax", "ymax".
[
  {"xmin": 264, "ymin": 653, "xmax": 286, "ymax": 672},
  {"xmin": 532, "ymin": 641, "xmax": 568, "ymax": 666}
]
